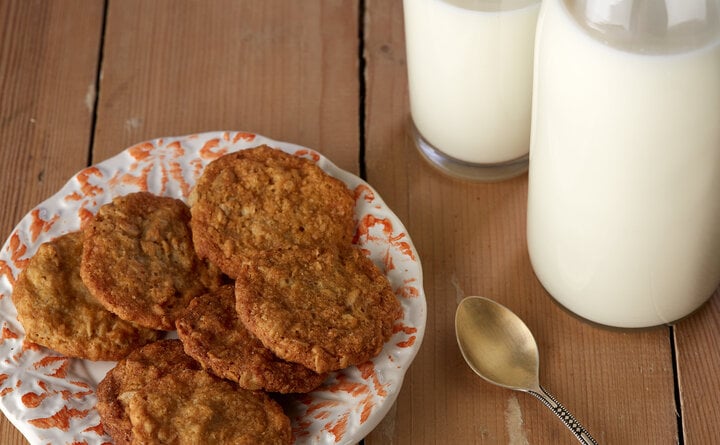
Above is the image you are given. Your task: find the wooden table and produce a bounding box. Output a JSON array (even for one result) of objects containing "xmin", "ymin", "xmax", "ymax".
[{"xmin": 1, "ymin": 1, "xmax": 719, "ymax": 443}]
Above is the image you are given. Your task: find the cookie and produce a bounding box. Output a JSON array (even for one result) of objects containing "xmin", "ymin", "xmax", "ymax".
[
  {"xmin": 188, "ymin": 146, "xmax": 355, "ymax": 278},
  {"xmin": 96, "ymin": 340, "xmax": 202, "ymax": 445},
  {"xmin": 11, "ymin": 231, "xmax": 159, "ymax": 361},
  {"xmin": 81, "ymin": 192, "xmax": 222, "ymax": 330},
  {"xmin": 235, "ymin": 246, "xmax": 402, "ymax": 373},
  {"xmin": 126, "ymin": 369, "xmax": 292, "ymax": 445},
  {"xmin": 176, "ymin": 285, "xmax": 326, "ymax": 393}
]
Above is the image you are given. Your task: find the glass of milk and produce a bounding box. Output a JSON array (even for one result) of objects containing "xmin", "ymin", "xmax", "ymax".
[
  {"xmin": 403, "ymin": 0, "xmax": 541, "ymax": 181},
  {"xmin": 527, "ymin": 0, "xmax": 720, "ymax": 328}
]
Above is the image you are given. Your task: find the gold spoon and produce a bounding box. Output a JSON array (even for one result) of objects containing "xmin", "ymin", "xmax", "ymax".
[{"xmin": 455, "ymin": 296, "xmax": 599, "ymax": 444}]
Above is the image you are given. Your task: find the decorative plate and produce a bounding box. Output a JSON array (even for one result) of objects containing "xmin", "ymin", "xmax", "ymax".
[{"xmin": 0, "ymin": 131, "xmax": 426, "ymax": 445}]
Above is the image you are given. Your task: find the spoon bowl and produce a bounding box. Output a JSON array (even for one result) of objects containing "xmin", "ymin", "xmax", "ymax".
[
  {"xmin": 455, "ymin": 295, "xmax": 540, "ymax": 392},
  {"xmin": 455, "ymin": 296, "xmax": 599, "ymax": 445}
]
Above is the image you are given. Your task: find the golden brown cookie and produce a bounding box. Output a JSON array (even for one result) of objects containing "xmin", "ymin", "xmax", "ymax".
[
  {"xmin": 11, "ymin": 231, "xmax": 159, "ymax": 361},
  {"xmin": 81, "ymin": 192, "xmax": 222, "ymax": 330},
  {"xmin": 235, "ymin": 246, "xmax": 402, "ymax": 373},
  {"xmin": 126, "ymin": 369, "xmax": 292, "ymax": 445},
  {"xmin": 188, "ymin": 146, "xmax": 355, "ymax": 278},
  {"xmin": 176, "ymin": 285, "xmax": 326, "ymax": 394},
  {"xmin": 96, "ymin": 340, "xmax": 202, "ymax": 445}
]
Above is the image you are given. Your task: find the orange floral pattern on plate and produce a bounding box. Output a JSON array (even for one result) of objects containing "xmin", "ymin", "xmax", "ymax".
[{"xmin": 0, "ymin": 131, "xmax": 425, "ymax": 445}]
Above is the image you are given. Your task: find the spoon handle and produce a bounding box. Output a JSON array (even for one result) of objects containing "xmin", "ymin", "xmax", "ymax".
[{"xmin": 528, "ymin": 386, "xmax": 599, "ymax": 445}]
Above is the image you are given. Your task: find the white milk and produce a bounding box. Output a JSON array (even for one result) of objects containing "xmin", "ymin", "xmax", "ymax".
[
  {"xmin": 403, "ymin": 0, "xmax": 540, "ymax": 164},
  {"xmin": 527, "ymin": 0, "xmax": 720, "ymax": 327}
]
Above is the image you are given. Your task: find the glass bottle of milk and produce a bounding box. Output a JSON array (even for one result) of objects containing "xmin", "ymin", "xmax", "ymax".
[
  {"xmin": 527, "ymin": 0, "xmax": 720, "ymax": 328},
  {"xmin": 403, "ymin": 0, "xmax": 541, "ymax": 181}
]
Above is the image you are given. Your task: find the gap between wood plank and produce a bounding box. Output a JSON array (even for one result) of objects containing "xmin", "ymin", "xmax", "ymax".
[
  {"xmin": 357, "ymin": 0, "xmax": 367, "ymax": 181},
  {"xmin": 670, "ymin": 325, "xmax": 685, "ymax": 444},
  {"xmin": 87, "ymin": 0, "xmax": 109, "ymax": 167}
]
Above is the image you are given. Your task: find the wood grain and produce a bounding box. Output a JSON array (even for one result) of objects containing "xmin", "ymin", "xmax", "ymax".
[
  {"xmin": 93, "ymin": 0, "xmax": 359, "ymax": 173},
  {"xmin": 362, "ymin": 0, "xmax": 679, "ymax": 443},
  {"xmin": 0, "ymin": 0, "xmax": 103, "ymax": 239},
  {"xmin": 0, "ymin": 1, "xmax": 105, "ymax": 444}
]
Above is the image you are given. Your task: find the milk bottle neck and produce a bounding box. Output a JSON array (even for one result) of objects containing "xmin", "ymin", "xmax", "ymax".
[{"xmin": 564, "ymin": 0, "xmax": 720, "ymax": 53}]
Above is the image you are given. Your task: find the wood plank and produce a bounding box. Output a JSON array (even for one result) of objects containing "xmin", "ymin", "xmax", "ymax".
[
  {"xmin": 93, "ymin": 0, "xmax": 359, "ymax": 173},
  {"xmin": 93, "ymin": 2, "xmax": 358, "ymax": 442},
  {"xmin": 675, "ymin": 292, "xmax": 720, "ymax": 443},
  {"xmin": 0, "ymin": 1, "xmax": 105, "ymax": 444},
  {"xmin": 362, "ymin": 0, "xmax": 678, "ymax": 443}
]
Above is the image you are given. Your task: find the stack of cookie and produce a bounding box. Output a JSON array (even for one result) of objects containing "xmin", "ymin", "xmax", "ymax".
[{"xmin": 11, "ymin": 146, "xmax": 402, "ymax": 444}]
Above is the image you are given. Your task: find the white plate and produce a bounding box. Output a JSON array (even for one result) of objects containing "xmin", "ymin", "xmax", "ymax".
[{"xmin": 0, "ymin": 131, "xmax": 426, "ymax": 445}]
